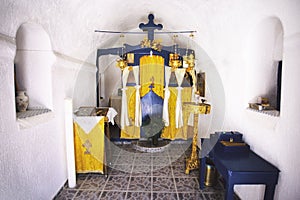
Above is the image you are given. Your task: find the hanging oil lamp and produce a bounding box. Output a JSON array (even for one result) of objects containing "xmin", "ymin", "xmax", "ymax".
[
  {"xmin": 116, "ymin": 34, "xmax": 128, "ymax": 70},
  {"xmin": 169, "ymin": 53, "xmax": 182, "ymax": 71},
  {"xmin": 169, "ymin": 35, "xmax": 182, "ymax": 71}
]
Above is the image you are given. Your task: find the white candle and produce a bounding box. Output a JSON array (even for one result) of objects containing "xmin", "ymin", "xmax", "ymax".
[{"xmin": 64, "ymin": 98, "xmax": 76, "ymax": 188}]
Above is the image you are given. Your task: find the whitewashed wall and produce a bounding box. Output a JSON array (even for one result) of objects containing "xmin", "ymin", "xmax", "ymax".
[
  {"xmin": 0, "ymin": 25, "xmax": 96, "ymax": 200},
  {"xmin": 0, "ymin": 0, "xmax": 300, "ymax": 199}
]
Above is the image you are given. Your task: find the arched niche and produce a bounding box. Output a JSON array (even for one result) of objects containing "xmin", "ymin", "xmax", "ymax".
[
  {"xmin": 15, "ymin": 22, "xmax": 55, "ymax": 111},
  {"xmin": 246, "ymin": 17, "xmax": 283, "ymax": 115}
]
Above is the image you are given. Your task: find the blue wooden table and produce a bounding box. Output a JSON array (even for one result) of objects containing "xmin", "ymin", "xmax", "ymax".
[{"xmin": 200, "ymin": 145, "xmax": 280, "ymax": 200}]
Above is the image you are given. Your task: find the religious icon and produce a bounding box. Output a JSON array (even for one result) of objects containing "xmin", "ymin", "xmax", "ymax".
[{"xmin": 196, "ymin": 72, "xmax": 205, "ymax": 97}]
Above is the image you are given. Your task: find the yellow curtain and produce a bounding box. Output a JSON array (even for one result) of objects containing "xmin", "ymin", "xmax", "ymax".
[
  {"xmin": 120, "ymin": 87, "xmax": 140, "ymax": 139},
  {"xmin": 120, "ymin": 55, "xmax": 192, "ymax": 140},
  {"xmin": 122, "ymin": 86, "xmax": 192, "ymax": 140},
  {"xmin": 140, "ymin": 82, "xmax": 164, "ymax": 98},
  {"xmin": 121, "ymin": 55, "xmax": 164, "ymax": 139},
  {"xmin": 140, "ymin": 55, "xmax": 164, "ymax": 88},
  {"xmin": 161, "ymin": 87, "xmax": 192, "ymax": 140},
  {"xmin": 73, "ymin": 118, "xmax": 104, "ymax": 173}
]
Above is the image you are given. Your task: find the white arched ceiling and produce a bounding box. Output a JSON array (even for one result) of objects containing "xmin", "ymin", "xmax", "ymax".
[{"xmin": 0, "ymin": 1, "xmax": 215, "ymax": 64}]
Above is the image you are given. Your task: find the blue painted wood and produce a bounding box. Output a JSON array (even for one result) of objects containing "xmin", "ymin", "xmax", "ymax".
[
  {"xmin": 216, "ymin": 131, "xmax": 244, "ymax": 142},
  {"xmin": 213, "ymin": 150, "xmax": 279, "ymax": 200},
  {"xmin": 97, "ymin": 45, "xmax": 194, "ymax": 66},
  {"xmin": 200, "ymin": 135, "xmax": 280, "ymax": 200}
]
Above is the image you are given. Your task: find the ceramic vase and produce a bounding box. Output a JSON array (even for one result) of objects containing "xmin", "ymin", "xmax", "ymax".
[{"xmin": 16, "ymin": 90, "xmax": 29, "ymax": 112}]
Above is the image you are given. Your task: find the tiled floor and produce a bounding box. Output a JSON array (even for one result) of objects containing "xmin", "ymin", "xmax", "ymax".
[{"xmin": 53, "ymin": 142, "xmax": 240, "ymax": 200}]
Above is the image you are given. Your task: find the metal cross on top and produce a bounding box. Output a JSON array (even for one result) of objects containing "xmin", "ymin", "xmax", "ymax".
[{"xmin": 139, "ymin": 14, "xmax": 163, "ymax": 41}]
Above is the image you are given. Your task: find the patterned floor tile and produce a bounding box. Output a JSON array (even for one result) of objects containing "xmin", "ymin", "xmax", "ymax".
[
  {"xmin": 128, "ymin": 176, "xmax": 152, "ymax": 191},
  {"xmin": 63, "ymin": 173, "xmax": 88, "ymax": 189},
  {"xmin": 99, "ymin": 191, "xmax": 126, "ymax": 200},
  {"xmin": 110, "ymin": 145, "xmax": 122, "ymax": 156},
  {"xmin": 152, "ymin": 156, "xmax": 170, "ymax": 166},
  {"xmin": 79, "ymin": 174, "xmax": 106, "ymax": 190},
  {"xmin": 178, "ymin": 191, "xmax": 205, "ymax": 200},
  {"xmin": 170, "ymin": 155, "xmax": 186, "ymax": 166},
  {"xmin": 152, "ymin": 177, "xmax": 176, "ymax": 192},
  {"xmin": 120, "ymin": 144, "xmax": 137, "ymax": 152},
  {"xmin": 126, "ymin": 191, "xmax": 151, "ymax": 200},
  {"xmin": 184, "ymin": 148, "xmax": 192, "ymax": 156},
  {"xmin": 152, "ymin": 165, "xmax": 173, "ymax": 177},
  {"xmin": 73, "ymin": 190, "xmax": 101, "ymax": 200},
  {"xmin": 121, "ymin": 147, "xmax": 137, "ymax": 153},
  {"xmin": 180, "ymin": 142, "xmax": 192, "ymax": 150},
  {"xmin": 172, "ymin": 165, "xmax": 199, "ymax": 178},
  {"xmin": 200, "ymin": 181, "xmax": 225, "ymax": 193},
  {"xmin": 203, "ymin": 192, "xmax": 224, "ymax": 200},
  {"xmin": 103, "ymin": 176, "xmax": 130, "ymax": 191},
  {"xmin": 53, "ymin": 142, "xmax": 240, "ymax": 200},
  {"xmin": 168, "ymin": 149, "xmax": 186, "ymax": 157},
  {"xmin": 152, "ymin": 192, "xmax": 178, "ymax": 200},
  {"xmin": 110, "ymin": 164, "xmax": 133, "ymax": 174},
  {"xmin": 167, "ymin": 143, "xmax": 184, "ymax": 150},
  {"xmin": 131, "ymin": 165, "xmax": 152, "ymax": 176},
  {"xmin": 115, "ymin": 155, "xmax": 135, "ymax": 165},
  {"xmin": 133, "ymin": 155, "xmax": 152, "ymax": 166},
  {"xmin": 108, "ymin": 155, "xmax": 119, "ymax": 166},
  {"xmin": 150, "ymin": 150, "xmax": 169, "ymax": 157},
  {"xmin": 175, "ymin": 177, "xmax": 200, "ymax": 192},
  {"xmin": 53, "ymin": 189, "xmax": 77, "ymax": 200}
]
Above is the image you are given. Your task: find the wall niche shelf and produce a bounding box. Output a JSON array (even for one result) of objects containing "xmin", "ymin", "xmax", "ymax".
[
  {"xmin": 246, "ymin": 107, "xmax": 279, "ymax": 117},
  {"xmin": 17, "ymin": 108, "xmax": 52, "ymax": 119},
  {"xmin": 17, "ymin": 108, "xmax": 54, "ymax": 129}
]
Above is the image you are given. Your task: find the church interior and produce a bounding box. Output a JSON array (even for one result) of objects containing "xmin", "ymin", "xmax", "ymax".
[{"xmin": 0, "ymin": 1, "xmax": 300, "ymax": 200}]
